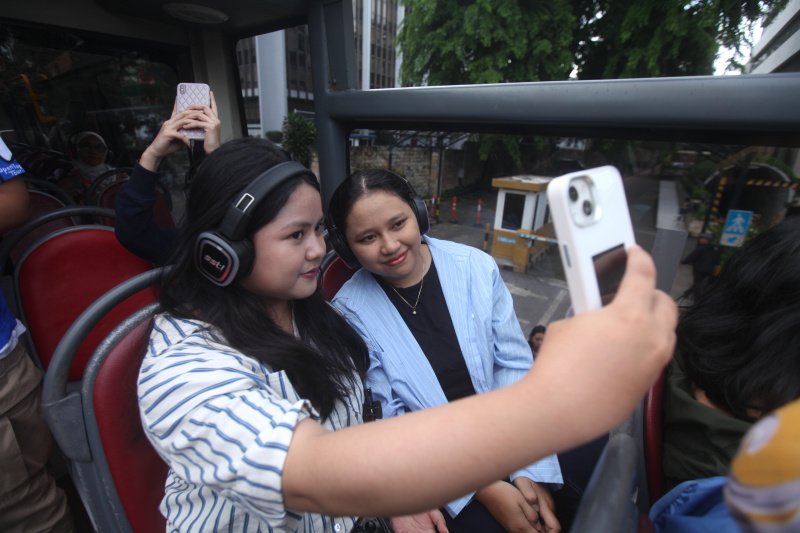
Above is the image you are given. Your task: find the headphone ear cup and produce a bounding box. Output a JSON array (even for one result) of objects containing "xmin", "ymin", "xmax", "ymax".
[
  {"xmin": 236, "ymin": 238, "xmax": 255, "ymax": 279},
  {"xmin": 327, "ymin": 225, "xmax": 360, "ymax": 269},
  {"xmin": 411, "ymin": 196, "xmax": 430, "ymax": 236},
  {"xmin": 195, "ymin": 232, "xmax": 254, "ymax": 286}
]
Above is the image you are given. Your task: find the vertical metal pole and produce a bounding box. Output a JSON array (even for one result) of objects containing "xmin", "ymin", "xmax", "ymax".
[{"xmin": 308, "ymin": 0, "xmax": 357, "ymax": 208}]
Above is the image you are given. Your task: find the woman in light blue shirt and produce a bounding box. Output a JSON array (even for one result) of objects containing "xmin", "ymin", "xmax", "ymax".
[{"xmin": 326, "ymin": 169, "xmax": 562, "ymax": 533}]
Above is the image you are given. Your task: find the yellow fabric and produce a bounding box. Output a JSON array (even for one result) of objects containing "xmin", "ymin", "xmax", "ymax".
[
  {"xmin": 730, "ymin": 399, "xmax": 800, "ymax": 488},
  {"xmin": 725, "ymin": 399, "xmax": 800, "ymax": 532}
]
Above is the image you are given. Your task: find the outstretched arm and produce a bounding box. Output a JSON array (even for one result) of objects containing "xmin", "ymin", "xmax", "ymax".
[{"xmin": 282, "ymin": 245, "xmax": 677, "ymax": 518}]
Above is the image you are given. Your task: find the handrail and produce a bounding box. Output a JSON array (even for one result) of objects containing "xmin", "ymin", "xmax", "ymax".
[
  {"xmin": 325, "ymin": 74, "xmax": 800, "ymax": 147},
  {"xmin": 0, "ymin": 206, "xmax": 116, "ymax": 272},
  {"xmin": 570, "ymin": 432, "xmax": 641, "ymax": 533},
  {"xmin": 42, "ymin": 267, "xmax": 165, "ymax": 407}
]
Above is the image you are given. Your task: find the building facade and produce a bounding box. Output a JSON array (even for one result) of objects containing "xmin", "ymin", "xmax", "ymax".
[
  {"xmin": 747, "ymin": 0, "xmax": 800, "ymax": 74},
  {"xmin": 237, "ymin": 0, "xmax": 404, "ymax": 138}
]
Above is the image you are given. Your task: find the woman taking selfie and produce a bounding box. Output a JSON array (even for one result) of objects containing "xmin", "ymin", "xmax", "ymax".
[{"xmin": 138, "ymin": 138, "xmax": 677, "ymax": 533}]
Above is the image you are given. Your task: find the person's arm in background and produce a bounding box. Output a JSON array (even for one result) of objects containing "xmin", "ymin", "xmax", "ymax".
[
  {"xmin": 115, "ymin": 91, "xmax": 221, "ymax": 264},
  {"xmin": 0, "ymin": 177, "xmax": 31, "ymax": 234}
]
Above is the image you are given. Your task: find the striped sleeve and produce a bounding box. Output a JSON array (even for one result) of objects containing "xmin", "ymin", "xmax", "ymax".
[{"xmin": 138, "ymin": 316, "xmax": 318, "ymax": 527}]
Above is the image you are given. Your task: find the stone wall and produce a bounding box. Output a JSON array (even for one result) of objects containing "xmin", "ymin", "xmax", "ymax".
[{"xmin": 311, "ymin": 144, "xmax": 484, "ymax": 199}]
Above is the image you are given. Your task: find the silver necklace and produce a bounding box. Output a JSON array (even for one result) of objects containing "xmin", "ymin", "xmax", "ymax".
[{"xmin": 390, "ymin": 253, "xmax": 424, "ymax": 315}]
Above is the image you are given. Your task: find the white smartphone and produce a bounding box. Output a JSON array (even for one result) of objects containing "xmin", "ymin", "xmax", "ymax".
[
  {"xmin": 176, "ymin": 82, "xmax": 210, "ymax": 140},
  {"xmin": 546, "ymin": 165, "xmax": 636, "ymax": 315}
]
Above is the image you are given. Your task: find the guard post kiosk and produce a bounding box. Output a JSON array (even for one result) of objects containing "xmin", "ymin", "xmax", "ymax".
[{"xmin": 490, "ymin": 175, "xmax": 556, "ymax": 272}]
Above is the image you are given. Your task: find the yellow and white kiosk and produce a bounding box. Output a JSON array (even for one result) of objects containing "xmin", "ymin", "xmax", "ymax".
[{"xmin": 490, "ymin": 175, "xmax": 557, "ymax": 272}]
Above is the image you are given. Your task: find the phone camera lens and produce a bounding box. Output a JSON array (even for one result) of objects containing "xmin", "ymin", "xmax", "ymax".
[
  {"xmin": 569, "ymin": 186, "xmax": 578, "ymax": 202},
  {"xmin": 583, "ymin": 200, "xmax": 593, "ymax": 215}
]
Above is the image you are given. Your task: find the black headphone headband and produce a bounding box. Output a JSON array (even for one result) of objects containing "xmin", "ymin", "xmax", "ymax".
[
  {"xmin": 218, "ymin": 161, "xmax": 316, "ymax": 240},
  {"xmin": 195, "ymin": 160, "xmax": 316, "ymax": 286},
  {"xmin": 327, "ymin": 171, "xmax": 429, "ymax": 269}
]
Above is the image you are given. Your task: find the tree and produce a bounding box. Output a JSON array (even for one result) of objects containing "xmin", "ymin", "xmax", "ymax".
[
  {"xmin": 398, "ymin": 0, "xmax": 576, "ymax": 85},
  {"xmin": 574, "ymin": 0, "xmax": 787, "ymax": 79},
  {"xmin": 397, "ymin": 0, "xmax": 788, "ymax": 84},
  {"xmin": 281, "ymin": 112, "xmax": 316, "ymax": 168}
]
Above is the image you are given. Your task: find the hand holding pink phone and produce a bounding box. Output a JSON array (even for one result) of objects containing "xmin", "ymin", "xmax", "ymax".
[{"xmin": 176, "ymin": 83, "xmax": 211, "ymax": 140}]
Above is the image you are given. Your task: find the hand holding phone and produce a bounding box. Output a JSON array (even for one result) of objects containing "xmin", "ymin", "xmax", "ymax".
[
  {"xmin": 546, "ymin": 165, "xmax": 636, "ymax": 314},
  {"xmin": 176, "ymin": 83, "xmax": 211, "ymax": 140}
]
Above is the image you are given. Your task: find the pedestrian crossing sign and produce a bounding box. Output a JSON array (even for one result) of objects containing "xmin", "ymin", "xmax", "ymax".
[{"xmin": 720, "ymin": 209, "xmax": 753, "ymax": 247}]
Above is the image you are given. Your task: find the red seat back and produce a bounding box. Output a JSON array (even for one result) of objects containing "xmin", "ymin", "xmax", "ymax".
[
  {"xmin": 97, "ymin": 181, "xmax": 175, "ymax": 229},
  {"xmin": 5, "ymin": 190, "xmax": 75, "ymax": 265},
  {"xmin": 643, "ymin": 368, "xmax": 667, "ymax": 503},
  {"xmin": 320, "ymin": 254, "xmax": 358, "ymax": 301},
  {"xmin": 93, "ymin": 318, "xmax": 167, "ymax": 533},
  {"xmin": 16, "ymin": 228, "xmax": 154, "ymax": 380}
]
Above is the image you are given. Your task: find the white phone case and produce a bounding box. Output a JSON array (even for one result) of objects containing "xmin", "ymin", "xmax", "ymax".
[
  {"xmin": 176, "ymin": 83, "xmax": 210, "ymax": 140},
  {"xmin": 546, "ymin": 165, "xmax": 636, "ymax": 314}
]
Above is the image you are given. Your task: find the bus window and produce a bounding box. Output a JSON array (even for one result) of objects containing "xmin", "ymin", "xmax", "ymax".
[{"xmin": 0, "ymin": 19, "xmax": 193, "ymax": 215}]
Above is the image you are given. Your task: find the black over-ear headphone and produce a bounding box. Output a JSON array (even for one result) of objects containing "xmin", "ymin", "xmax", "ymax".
[
  {"xmin": 195, "ymin": 161, "xmax": 316, "ymax": 286},
  {"xmin": 326, "ymin": 171, "xmax": 430, "ymax": 269}
]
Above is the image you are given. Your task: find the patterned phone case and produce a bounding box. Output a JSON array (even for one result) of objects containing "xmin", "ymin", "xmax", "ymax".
[{"xmin": 176, "ymin": 83, "xmax": 210, "ymax": 140}]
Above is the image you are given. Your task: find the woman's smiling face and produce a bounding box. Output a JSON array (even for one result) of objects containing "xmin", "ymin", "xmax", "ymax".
[{"xmin": 344, "ymin": 190, "xmax": 423, "ymax": 287}]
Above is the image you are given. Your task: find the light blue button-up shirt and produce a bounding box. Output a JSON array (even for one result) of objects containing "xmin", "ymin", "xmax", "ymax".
[{"xmin": 333, "ymin": 237, "xmax": 562, "ymax": 517}]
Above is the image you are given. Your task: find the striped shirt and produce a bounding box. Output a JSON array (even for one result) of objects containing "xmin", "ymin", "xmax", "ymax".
[
  {"xmin": 333, "ymin": 237, "xmax": 563, "ymax": 517},
  {"xmin": 138, "ymin": 315, "xmax": 364, "ymax": 533}
]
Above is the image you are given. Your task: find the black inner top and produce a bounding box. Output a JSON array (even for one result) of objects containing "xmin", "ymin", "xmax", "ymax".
[{"xmin": 375, "ymin": 250, "xmax": 476, "ymax": 402}]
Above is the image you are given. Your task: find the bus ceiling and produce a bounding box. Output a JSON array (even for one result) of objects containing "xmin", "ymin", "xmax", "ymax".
[{"xmin": 4, "ymin": 1, "xmax": 799, "ymax": 146}]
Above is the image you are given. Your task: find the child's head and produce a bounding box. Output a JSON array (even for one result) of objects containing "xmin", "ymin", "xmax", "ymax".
[
  {"xmin": 677, "ymin": 217, "xmax": 800, "ymax": 421},
  {"xmin": 529, "ymin": 325, "xmax": 546, "ymax": 353},
  {"xmin": 326, "ymin": 168, "xmax": 429, "ymax": 273}
]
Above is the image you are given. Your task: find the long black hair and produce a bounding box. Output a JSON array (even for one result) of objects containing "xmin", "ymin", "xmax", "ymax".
[
  {"xmin": 677, "ymin": 216, "xmax": 800, "ymax": 421},
  {"xmin": 159, "ymin": 138, "xmax": 368, "ymax": 419}
]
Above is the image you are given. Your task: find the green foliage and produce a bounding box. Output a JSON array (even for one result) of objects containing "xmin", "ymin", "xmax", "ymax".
[
  {"xmin": 398, "ymin": 0, "xmax": 787, "ymax": 84},
  {"xmin": 477, "ymin": 134, "xmax": 522, "ymax": 163},
  {"xmin": 265, "ymin": 130, "xmax": 283, "ymax": 143},
  {"xmin": 688, "ymin": 160, "xmax": 716, "ymax": 184},
  {"xmin": 281, "ymin": 112, "xmax": 316, "ymax": 168},
  {"xmin": 398, "ymin": 0, "xmax": 575, "ymax": 85},
  {"xmin": 751, "ymin": 155, "xmax": 799, "ymax": 181}
]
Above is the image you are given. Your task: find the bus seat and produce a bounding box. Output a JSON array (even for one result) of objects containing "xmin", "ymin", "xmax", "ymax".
[
  {"xmin": 96, "ymin": 180, "xmax": 175, "ymax": 229},
  {"xmin": 23, "ymin": 174, "xmax": 77, "ymax": 207},
  {"xmin": 13, "ymin": 224, "xmax": 154, "ymax": 379},
  {"xmin": 643, "ymin": 368, "xmax": 667, "ymax": 504},
  {"xmin": 91, "ymin": 307, "xmax": 167, "ymax": 533},
  {"xmin": 0, "ymin": 206, "xmax": 111, "ymax": 276},
  {"xmin": 2, "ymin": 190, "xmax": 75, "ymax": 267},
  {"xmin": 84, "ymin": 167, "xmax": 134, "ymax": 206},
  {"xmin": 43, "ymin": 270, "xmax": 167, "ymax": 532},
  {"xmin": 320, "ymin": 250, "xmax": 359, "ymax": 301}
]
